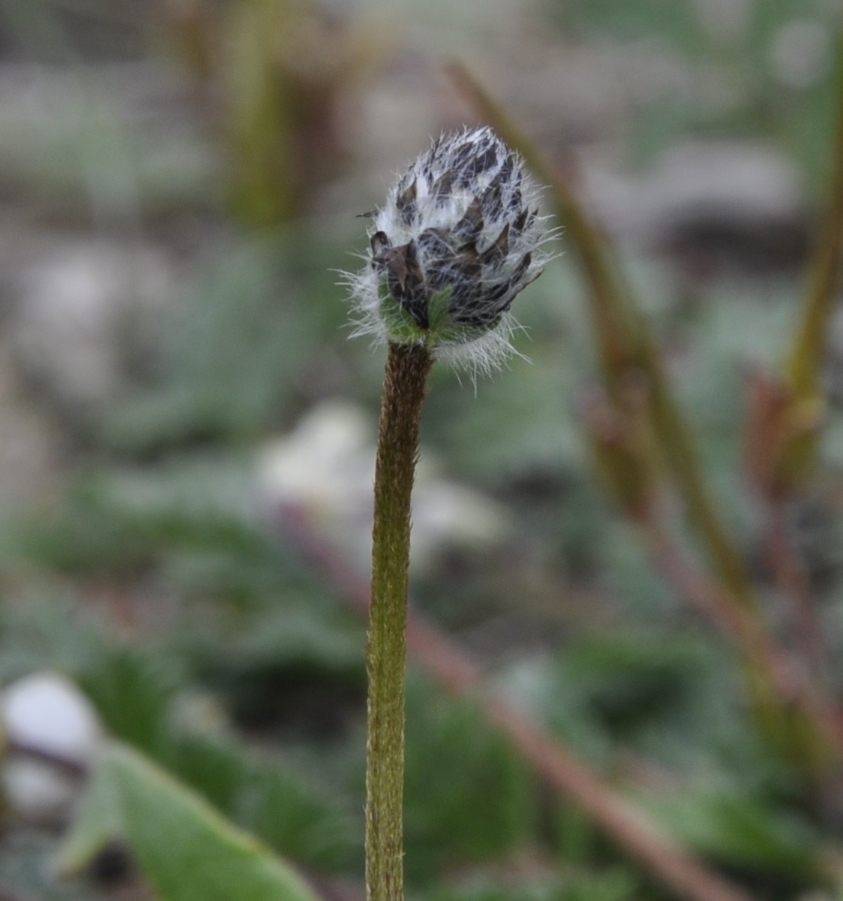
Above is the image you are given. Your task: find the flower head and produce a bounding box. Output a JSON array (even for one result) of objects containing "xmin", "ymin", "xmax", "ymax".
[{"xmin": 347, "ymin": 127, "xmax": 551, "ymax": 373}]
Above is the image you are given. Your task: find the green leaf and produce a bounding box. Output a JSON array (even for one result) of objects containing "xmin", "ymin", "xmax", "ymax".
[
  {"xmin": 421, "ymin": 867, "xmax": 638, "ymax": 901},
  {"xmin": 168, "ymin": 733, "xmax": 252, "ymax": 815},
  {"xmin": 403, "ymin": 678, "xmax": 536, "ymax": 884},
  {"xmin": 78, "ymin": 646, "xmax": 177, "ymax": 757},
  {"xmin": 57, "ymin": 741, "xmax": 321, "ymax": 901},
  {"xmin": 170, "ymin": 734, "xmax": 355, "ymax": 872},
  {"xmin": 53, "ymin": 757, "xmax": 124, "ymax": 876},
  {"xmin": 239, "ymin": 763, "xmax": 355, "ymax": 872},
  {"xmin": 644, "ymin": 787, "xmax": 822, "ymax": 880},
  {"xmin": 99, "ymin": 237, "xmax": 329, "ymax": 450}
]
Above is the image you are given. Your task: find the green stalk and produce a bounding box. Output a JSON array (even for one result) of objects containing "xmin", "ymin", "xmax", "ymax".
[
  {"xmin": 788, "ymin": 33, "xmax": 843, "ymax": 401},
  {"xmin": 778, "ymin": 34, "xmax": 843, "ymax": 487},
  {"xmin": 367, "ymin": 341, "xmax": 433, "ymax": 901},
  {"xmin": 446, "ymin": 62, "xmax": 755, "ymax": 607},
  {"xmin": 446, "ymin": 62, "xmax": 838, "ymax": 769}
]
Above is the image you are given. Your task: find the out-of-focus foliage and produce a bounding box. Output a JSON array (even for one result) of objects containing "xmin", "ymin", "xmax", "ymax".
[
  {"xmin": 424, "ymin": 871, "xmax": 639, "ymax": 901},
  {"xmin": 99, "ymin": 235, "xmax": 350, "ymax": 452},
  {"xmin": 57, "ymin": 741, "xmax": 322, "ymax": 901},
  {"xmin": 77, "ymin": 646, "xmax": 357, "ymax": 871},
  {"xmin": 549, "ymin": 0, "xmax": 840, "ymax": 187},
  {"xmin": 403, "ymin": 676, "xmax": 537, "ymax": 884},
  {"xmin": 2, "ymin": 0, "xmax": 843, "ymax": 900}
]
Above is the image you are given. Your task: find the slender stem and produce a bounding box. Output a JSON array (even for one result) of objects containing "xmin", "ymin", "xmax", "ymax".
[
  {"xmin": 280, "ymin": 507, "xmax": 767, "ymax": 901},
  {"xmin": 447, "ymin": 61, "xmax": 756, "ymax": 609},
  {"xmin": 445, "ymin": 61, "xmax": 634, "ymax": 388},
  {"xmin": 788, "ymin": 33, "xmax": 843, "ymax": 400},
  {"xmin": 641, "ymin": 509, "xmax": 843, "ymax": 769},
  {"xmin": 637, "ymin": 329, "xmax": 756, "ymax": 604},
  {"xmin": 765, "ymin": 499, "xmax": 830, "ymax": 682},
  {"xmin": 366, "ymin": 341, "xmax": 432, "ymax": 901}
]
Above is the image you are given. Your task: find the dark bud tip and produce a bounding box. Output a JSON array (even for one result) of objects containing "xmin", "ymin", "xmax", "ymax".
[
  {"xmin": 396, "ymin": 178, "xmax": 418, "ymax": 226},
  {"xmin": 370, "ymin": 231, "xmax": 392, "ymax": 266}
]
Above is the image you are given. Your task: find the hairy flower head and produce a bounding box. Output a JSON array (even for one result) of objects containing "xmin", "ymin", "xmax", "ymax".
[{"xmin": 347, "ymin": 127, "xmax": 551, "ymax": 373}]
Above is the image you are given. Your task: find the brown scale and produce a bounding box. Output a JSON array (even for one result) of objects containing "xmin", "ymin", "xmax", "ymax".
[
  {"xmin": 395, "ymin": 178, "xmax": 418, "ymax": 227},
  {"xmin": 479, "ymin": 224, "xmax": 510, "ymax": 266},
  {"xmin": 480, "ymin": 178, "xmax": 504, "ymax": 220},
  {"xmin": 498, "ymin": 151, "xmax": 513, "ymax": 182},
  {"xmin": 508, "ymin": 183, "xmax": 524, "ymax": 216},
  {"xmin": 511, "ymin": 252, "xmax": 532, "ymax": 283},
  {"xmin": 450, "ymin": 142, "xmax": 475, "ymax": 180},
  {"xmin": 431, "ymin": 171, "xmax": 454, "ymax": 205},
  {"xmin": 467, "ymin": 144, "xmax": 498, "ymax": 177},
  {"xmin": 420, "ymin": 230, "xmax": 478, "ymax": 302},
  {"xmin": 378, "ymin": 244, "xmax": 429, "ymax": 329},
  {"xmin": 453, "ymin": 198, "xmax": 484, "ymax": 243},
  {"xmin": 512, "ymin": 208, "xmax": 529, "ymax": 234},
  {"xmin": 472, "ymin": 250, "xmax": 535, "ymax": 324}
]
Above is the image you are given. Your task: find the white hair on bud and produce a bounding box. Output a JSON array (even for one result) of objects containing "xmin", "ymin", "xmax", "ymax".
[{"xmin": 345, "ymin": 126, "xmax": 553, "ymax": 374}]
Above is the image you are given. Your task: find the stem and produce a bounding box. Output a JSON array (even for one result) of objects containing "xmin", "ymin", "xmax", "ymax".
[
  {"xmin": 765, "ymin": 499, "xmax": 830, "ymax": 682},
  {"xmin": 280, "ymin": 508, "xmax": 767, "ymax": 901},
  {"xmin": 366, "ymin": 341, "xmax": 433, "ymax": 901},
  {"xmin": 639, "ymin": 331, "xmax": 756, "ymax": 605},
  {"xmin": 447, "ymin": 61, "xmax": 756, "ymax": 608},
  {"xmin": 445, "ymin": 61, "xmax": 635, "ymax": 388},
  {"xmin": 788, "ymin": 33, "xmax": 843, "ymax": 400},
  {"xmin": 641, "ymin": 509, "xmax": 843, "ymax": 771}
]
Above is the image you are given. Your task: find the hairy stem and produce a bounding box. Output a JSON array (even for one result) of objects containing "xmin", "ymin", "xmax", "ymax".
[
  {"xmin": 281, "ymin": 508, "xmax": 765, "ymax": 901},
  {"xmin": 367, "ymin": 342, "xmax": 432, "ymax": 901}
]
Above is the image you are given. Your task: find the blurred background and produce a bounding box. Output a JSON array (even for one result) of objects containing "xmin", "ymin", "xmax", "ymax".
[{"xmin": 0, "ymin": 0, "xmax": 842, "ymax": 899}]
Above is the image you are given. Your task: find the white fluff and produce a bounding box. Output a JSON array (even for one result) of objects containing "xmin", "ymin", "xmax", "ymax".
[{"xmin": 345, "ymin": 127, "xmax": 553, "ymax": 376}]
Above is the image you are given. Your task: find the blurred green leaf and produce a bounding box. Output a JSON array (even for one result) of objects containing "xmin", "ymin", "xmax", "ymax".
[
  {"xmin": 403, "ymin": 677, "xmax": 536, "ymax": 884},
  {"xmin": 100, "ymin": 236, "xmax": 337, "ymax": 451},
  {"xmin": 237, "ymin": 760, "xmax": 355, "ymax": 872},
  {"xmin": 74, "ymin": 641, "xmax": 357, "ymax": 871},
  {"xmin": 506, "ymin": 635, "xmax": 705, "ymax": 760},
  {"xmin": 550, "ymin": 0, "xmax": 703, "ymax": 53},
  {"xmin": 17, "ymin": 454, "xmax": 280, "ymax": 581},
  {"xmin": 57, "ymin": 741, "xmax": 321, "ymax": 901},
  {"xmin": 54, "ymin": 748, "xmax": 124, "ymax": 873},
  {"xmin": 169, "ymin": 733, "xmax": 356, "ymax": 872},
  {"xmin": 548, "ymin": 0, "xmax": 838, "ymax": 182},
  {"xmin": 79, "ymin": 645, "xmax": 178, "ymax": 757},
  {"xmin": 422, "ymin": 868, "xmax": 638, "ymax": 901},
  {"xmin": 644, "ymin": 787, "xmax": 823, "ymax": 880},
  {"xmin": 169, "ymin": 733, "xmax": 251, "ymax": 814}
]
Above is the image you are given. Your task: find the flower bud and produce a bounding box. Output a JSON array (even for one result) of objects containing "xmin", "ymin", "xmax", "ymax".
[{"xmin": 347, "ymin": 127, "xmax": 551, "ymax": 373}]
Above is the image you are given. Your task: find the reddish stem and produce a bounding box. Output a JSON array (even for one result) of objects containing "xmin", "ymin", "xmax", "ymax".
[
  {"xmin": 641, "ymin": 511, "xmax": 843, "ymax": 765},
  {"xmin": 278, "ymin": 505, "xmax": 761, "ymax": 901},
  {"xmin": 765, "ymin": 499, "xmax": 830, "ymax": 681}
]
